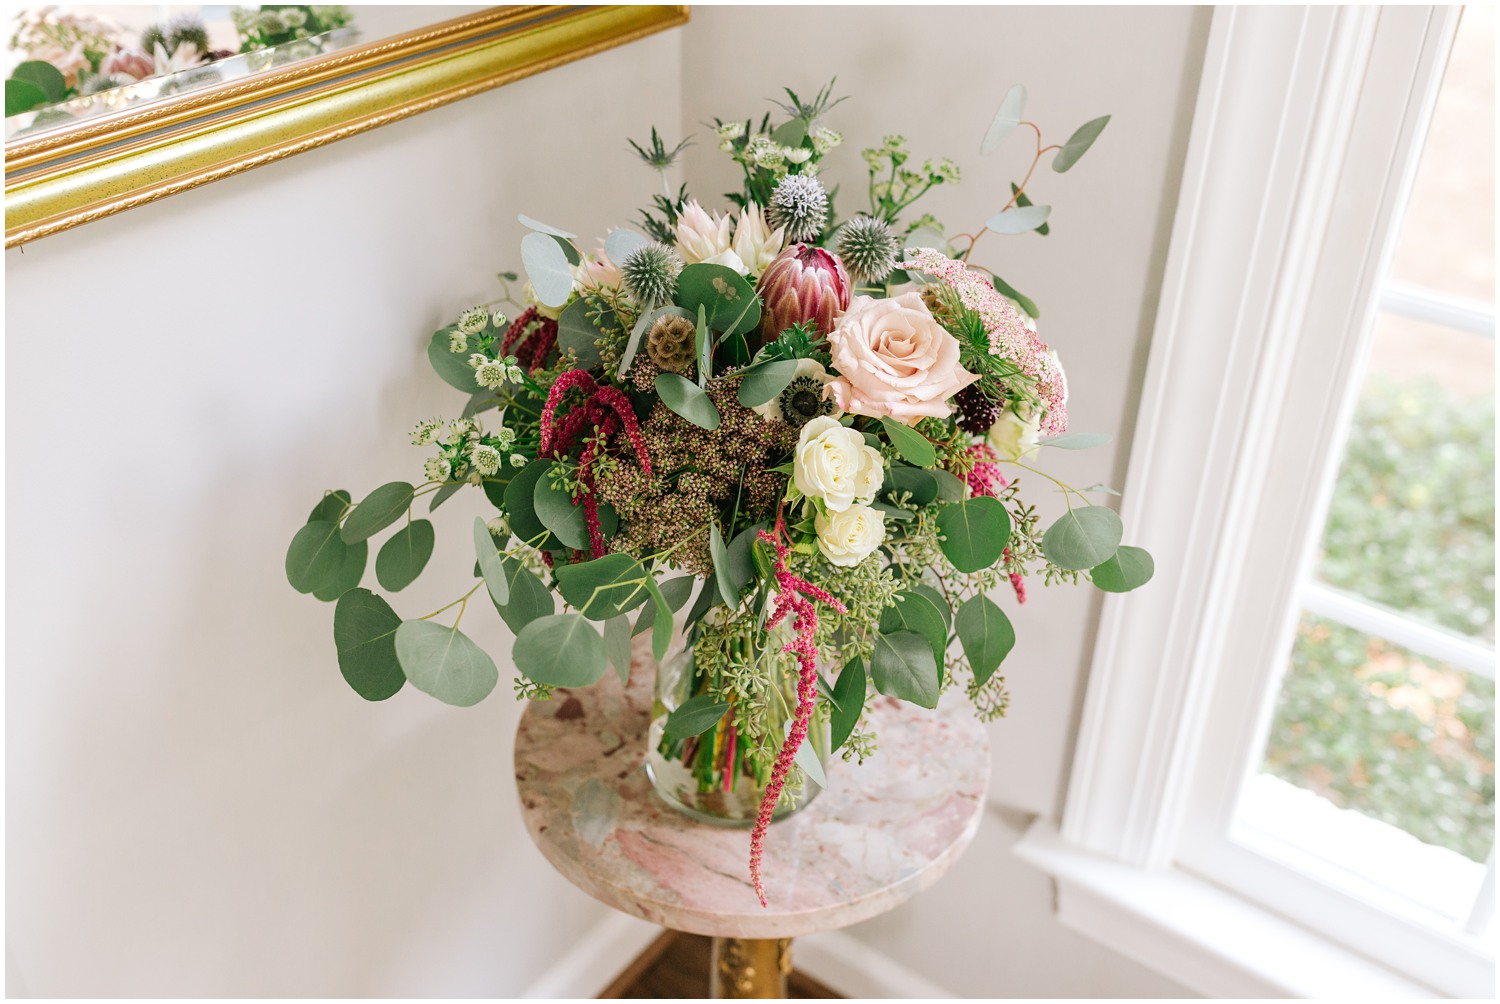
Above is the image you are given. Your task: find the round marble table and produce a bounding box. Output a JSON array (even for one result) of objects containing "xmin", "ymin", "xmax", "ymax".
[{"xmin": 514, "ymin": 641, "xmax": 989, "ymax": 996}]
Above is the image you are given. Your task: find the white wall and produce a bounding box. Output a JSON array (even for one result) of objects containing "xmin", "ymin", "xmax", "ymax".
[
  {"xmin": 681, "ymin": 5, "xmax": 1209, "ymax": 997},
  {"xmin": 6, "ymin": 5, "xmax": 1210, "ymax": 998},
  {"xmin": 4, "ymin": 28, "xmax": 681, "ymax": 998}
]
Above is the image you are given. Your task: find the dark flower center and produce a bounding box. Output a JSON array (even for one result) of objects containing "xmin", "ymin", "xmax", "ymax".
[{"xmin": 780, "ymin": 376, "xmax": 834, "ymax": 426}]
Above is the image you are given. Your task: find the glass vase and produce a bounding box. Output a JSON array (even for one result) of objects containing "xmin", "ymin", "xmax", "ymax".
[{"xmin": 645, "ymin": 643, "xmax": 828, "ymax": 826}]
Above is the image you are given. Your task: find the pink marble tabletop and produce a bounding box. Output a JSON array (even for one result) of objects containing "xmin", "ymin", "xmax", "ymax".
[{"xmin": 513, "ymin": 641, "xmax": 991, "ymax": 939}]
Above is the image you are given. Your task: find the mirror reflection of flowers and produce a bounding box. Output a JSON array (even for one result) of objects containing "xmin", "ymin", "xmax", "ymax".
[{"xmin": 287, "ymin": 80, "xmax": 1153, "ymax": 907}]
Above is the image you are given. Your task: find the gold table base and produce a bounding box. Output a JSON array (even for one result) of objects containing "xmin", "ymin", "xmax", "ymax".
[{"xmin": 709, "ymin": 937, "xmax": 793, "ymax": 998}]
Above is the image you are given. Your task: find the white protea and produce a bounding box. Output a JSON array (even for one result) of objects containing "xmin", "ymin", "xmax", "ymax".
[
  {"xmin": 410, "ymin": 418, "xmax": 441, "ymax": 446},
  {"xmin": 470, "ymin": 443, "xmax": 502, "ymax": 477},
  {"xmin": 674, "ymin": 200, "xmax": 733, "ymax": 264},
  {"xmin": 732, "ymin": 202, "xmax": 786, "ymax": 276},
  {"xmin": 424, "ymin": 456, "xmax": 452, "ymax": 482}
]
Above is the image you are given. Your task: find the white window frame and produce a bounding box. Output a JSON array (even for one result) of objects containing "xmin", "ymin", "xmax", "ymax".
[{"xmin": 1015, "ymin": 5, "xmax": 1494, "ymax": 998}]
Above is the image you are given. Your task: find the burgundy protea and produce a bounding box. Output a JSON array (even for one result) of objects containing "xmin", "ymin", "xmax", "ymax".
[{"xmin": 754, "ymin": 244, "xmax": 851, "ymax": 348}]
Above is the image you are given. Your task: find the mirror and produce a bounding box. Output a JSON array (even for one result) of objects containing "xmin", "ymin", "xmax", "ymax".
[{"xmin": 5, "ymin": 5, "xmax": 688, "ymax": 248}]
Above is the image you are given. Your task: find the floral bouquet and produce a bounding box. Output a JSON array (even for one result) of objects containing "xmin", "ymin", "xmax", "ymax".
[{"xmin": 287, "ymin": 82, "xmax": 1152, "ymax": 905}]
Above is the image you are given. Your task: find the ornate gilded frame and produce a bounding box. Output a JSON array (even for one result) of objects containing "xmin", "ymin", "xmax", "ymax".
[{"xmin": 3, "ymin": 5, "xmax": 688, "ymax": 248}]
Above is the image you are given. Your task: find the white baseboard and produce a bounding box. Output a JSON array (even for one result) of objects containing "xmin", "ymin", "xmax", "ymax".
[
  {"xmin": 516, "ymin": 914, "xmax": 956, "ymax": 999},
  {"xmin": 518, "ymin": 912, "xmax": 662, "ymax": 999}
]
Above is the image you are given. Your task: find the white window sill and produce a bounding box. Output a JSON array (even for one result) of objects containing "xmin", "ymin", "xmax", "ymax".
[{"xmin": 1013, "ymin": 818, "xmax": 1439, "ymax": 999}]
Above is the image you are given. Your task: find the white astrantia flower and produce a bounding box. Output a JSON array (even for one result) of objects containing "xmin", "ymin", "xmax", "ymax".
[
  {"xmin": 467, "ymin": 470, "xmax": 483, "ymax": 485},
  {"xmin": 410, "ymin": 418, "xmax": 440, "ymax": 446},
  {"xmin": 492, "ymin": 310, "xmax": 509, "ymax": 329},
  {"xmin": 457, "ymin": 306, "xmax": 488, "ymax": 334},
  {"xmin": 494, "ymin": 426, "xmax": 517, "ymax": 450},
  {"xmin": 792, "ymin": 415, "xmax": 884, "ymax": 513},
  {"xmin": 468, "ymin": 352, "xmax": 488, "ymax": 369},
  {"xmin": 509, "ymin": 453, "xmax": 528, "ymax": 468},
  {"xmin": 783, "ymin": 147, "xmax": 812, "ymax": 165},
  {"xmin": 506, "ymin": 364, "xmax": 525, "ymax": 384},
  {"xmin": 487, "ymin": 515, "xmax": 509, "ymax": 537},
  {"xmin": 470, "ymin": 443, "xmax": 501, "ymax": 476},
  {"xmin": 812, "ymin": 127, "xmax": 843, "ymax": 155},
  {"xmin": 474, "ymin": 359, "xmax": 509, "ymax": 389},
  {"xmin": 424, "ymin": 456, "xmax": 452, "ymax": 482},
  {"xmin": 731, "ymin": 202, "xmax": 785, "ymax": 276},
  {"xmin": 449, "ymin": 417, "xmax": 477, "ymax": 441},
  {"xmin": 449, "ymin": 331, "xmax": 467, "ymax": 352},
  {"xmin": 716, "ymin": 121, "xmax": 747, "ymax": 141},
  {"xmin": 814, "ymin": 503, "xmax": 885, "ymax": 567}
]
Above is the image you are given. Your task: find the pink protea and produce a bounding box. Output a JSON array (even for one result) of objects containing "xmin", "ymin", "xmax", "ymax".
[{"xmin": 755, "ymin": 244, "xmax": 851, "ymax": 348}]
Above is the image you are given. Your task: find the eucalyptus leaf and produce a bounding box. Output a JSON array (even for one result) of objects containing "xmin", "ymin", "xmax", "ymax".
[
  {"xmin": 333, "ymin": 588, "xmax": 405, "ymax": 701},
  {"xmin": 428, "ymin": 327, "xmax": 481, "ymax": 392},
  {"xmin": 1091, "ymin": 545, "xmax": 1155, "ymax": 593},
  {"xmin": 904, "ymin": 226, "xmax": 952, "ymax": 256},
  {"xmin": 936, "ymin": 496, "xmax": 1012, "ymax": 573},
  {"xmin": 884, "ymin": 466, "xmax": 938, "ymax": 507},
  {"xmin": 990, "ymin": 273, "xmax": 1040, "ymax": 319},
  {"xmin": 521, "ymin": 231, "xmax": 575, "ymax": 308},
  {"xmin": 710, "ymin": 523, "xmax": 738, "ymax": 607},
  {"xmin": 771, "ymin": 117, "xmax": 808, "ymax": 149},
  {"xmin": 736, "ymin": 358, "xmax": 800, "ymax": 408},
  {"xmin": 533, "ymin": 467, "xmax": 591, "ymax": 551},
  {"xmin": 695, "ymin": 304, "xmax": 711, "ymax": 387},
  {"xmin": 428, "ymin": 482, "xmax": 463, "ymax": 512},
  {"xmin": 505, "ymin": 459, "xmax": 555, "ymax": 550},
  {"xmin": 340, "ymin": 482, "xmax": 414, "ymax": 544},
  {"xmin": 557, "ymin": 297, "xmax": 603, "ymax": 370},
  {"xmin": 5, "ymin": 78, "xmax": 47, "ymax": 117},
  {"xmin": 655, "ymin": 372, "xmax": 721, "ymax": 430},
  {"xmin": 605, "ymin": 228, "xmax": 650, "ymax": 267},
  {"xmin": 604, "ymin": 614, "xmax": 632, "ymax": 682},
  {"xmin": 830, "ymin": 658, "xmax": 866, "ymax": 751},
  {"xmin": 1039, "ymin": 432, "xmax": 1111, "ymax": 450},
  {"xmin": 909, "ymin": 583, "xmax": 952, "ymax": 632},
  {"xmin": 870, "ymin": 631, "xmax": 940, "ymax": 709},
  {"xmin": 493, "ymin": 556, "xmax": 554, "ymax": 634},
  {"xmin": 517, "ymin": 214, "xmax": 577, "ymax": 239},
  {"xmin": 643, "ymin": 576, "xmax": 674, "ymax": 661},
  {"xmin": 286, "ymin": 520, "xmax": 346, "ymax": 594},
  {"xmin": 376, "ymin": 519, "xmax": 435, "ymax": 592},
  {"xmin": 664, "ymin": 694, "xmax": 731, "ymax": 739},
  {"xmin": 980, "ymin": 84, "xmax": 1026, "ymax": 155},
  {"xmin": 725, "ymin": 521, "xmax": 769, "ymax": 596},
  {"xmin": 1042, "ymin": 506, "xmax": 1124, "ymax": 570},
  {"xmin": 986, "ymin": 204, "xmax": 1052, "ymax": 235},
  {"xmin": 312, "ymin": 540, "xmax": 366, "ymax": 602},
  {"xmin": 879, "ymin": 590, "xmax": 949, "ymax": 671},
  {"xmin": 1052, "ymin": 115, "xmax": 1111, "ymax": 173},
  {"xmin": 308, "ymin": 489, "xmax": 351, "ymax": 525},
  {"xmin": 554, "ymin": 553, "xmax": 651, "ymax": 621},
  {"xmin": 12, "ymin": 60, "xmax": 66, "ymax": 102},
  {"xmin": 955, "ymin": 594, "xmax": 1015, "ymax": 688},
  {"xmin": 1008, "ymin": 184, "xmax": 1051, "ymax": 236},
  {"xmin": 676, "ymin": 263, "xmax": 760, "ymax": 337},
  {"xmin": 514, "ymin": 614, "xmax": 607, "ymax": 687},
  {"xmin": 658, "ymin": 576, "xmax": 695, "ymax": 612},
  {"xmin": 394, "ymin": 620, "xmax": 499, "ymax": 707},
  {"xmin": 932, "ymin": 468, "xmax": 968, "ymax": 503},
  {"xmin": 871, "ymin": 502, "xmax": 915, "ymax": 522},
  {"xmin": 786, "ymin": 718, "xmax": 827, "ymax": 788},
  {"xmin": 880, "ymin": 417, "xmax": 937, "ymax": 468},
  {"xmin": 472, "ymin": 517, "xmax": 511, "ymax": 606}
]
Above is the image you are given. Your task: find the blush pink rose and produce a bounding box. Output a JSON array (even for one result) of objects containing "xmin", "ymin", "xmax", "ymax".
[{"xmin": 826, "ymin": 292, "xmax": 979, "ymax": 424}]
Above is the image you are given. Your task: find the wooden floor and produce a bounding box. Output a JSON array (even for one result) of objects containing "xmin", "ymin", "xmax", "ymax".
[{"xmin": 601, "ymin": 931, "xmax": 841, "ymax": 999}]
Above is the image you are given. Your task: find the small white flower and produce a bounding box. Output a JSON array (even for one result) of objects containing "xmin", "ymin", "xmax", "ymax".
[
  {"xmin": 720, "ymin": 139, "xmax": 737, "ymax": 153},
  {"xmin": 280, "ymin": 9, "xmax": 307, "ymax": 28},
  {"xmin": 792, "ymin": 415, "xmax": 884, "ymax": 512},
  {"xmin": 506, "ymin": 365, "xmax": 525, "ymax": 383},
  {"xmin": 457, "ymin": 307, "xmax": 488, "ymax": 334},
  {"xmin": 474, "ymin": 359, "xmax": 509, "ymax": 389},
  {"xmin": 783, "ymin": 147, "xmax": 812, "ymax": 164},
  {"xmin": 487, "ymin": 515, "xmax": 510, "ymax": 537},
  {"xmin": 509, "ymin": 453, "xmax": 529, "ymax": 468},
  {"xmin": 467, "ymin": 470, "xmax": 483, "ymax": 486},
  {"xmin": 492, "ymin": 309, "xmax": 509, "ymax": 329},
  {"xmin": 814, "ymin": 503, "xmax": 886, "ymax": 567},
  {"xmin": 812, "ymin": 128, "xmax": 843, "ymax": 155},
  {"xmin": 494, "ymin": 426, "xmax": 517, "ymax": 450},
  {"xmin": 410, "ymin": 418, "xmax": 440, "ymax": 446},
  {"xmin": 470, "ymin": 443, "xmax": 501, "ymax": 476},
  {"xmin": 716, "ymin": 121, "xmax": 747, "ymax": 140},
  {"xmin": 468, "ymin": 353, "xmax": 488, "ymax": 369},
  {"xmin": 449, "ymin": 331, "xmax": 467, "ymax": 352},
  {"xmin": 987, "ymin": 408, "xmax": 1043, "ymax": 461},
  {"xmin": 424, "ymin": 456, "xmax": 452, "ymax": 482}
]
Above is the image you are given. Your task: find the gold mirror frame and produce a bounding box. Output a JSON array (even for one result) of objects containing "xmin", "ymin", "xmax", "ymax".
[{"xmin": 4, "ymin": 5, "xmax": 688, "ymax": 249}]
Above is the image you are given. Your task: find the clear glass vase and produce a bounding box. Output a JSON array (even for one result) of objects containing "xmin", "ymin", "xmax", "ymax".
[{"xmin": 645, "ymin": 644, "xmax": 828, "ymax": 826}]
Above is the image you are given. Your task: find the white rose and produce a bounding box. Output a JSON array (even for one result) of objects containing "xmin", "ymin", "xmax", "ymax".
[
  {"xmin": 987, "ymin": 408, "xmax": 1042, "ymax": 461},
  {"xmin": 815, "ymin": 503, "xmax": 886, "ymax": 567},
  {"xmin": 699, "ymin": 247, "xmax": 749, "ymax": 276},
  {"xmin": 793, "ymin": 416, "xmax": 884, "ymax": 512}
]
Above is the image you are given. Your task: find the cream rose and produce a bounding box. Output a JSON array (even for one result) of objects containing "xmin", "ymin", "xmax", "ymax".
[
  {"xmin": 814, "ymin": 503, "xmax": 886, "ymax": 567},
  {"xmin": 793, "ymin": 415, "xmax": 883, "ymax": 512},
  {"xmin": 825, "ymin": 292, "xmax": 979, "ymax": 424},
  {"xmin": 987, "ymin": 408, "xmax": 1043, "ymax": 461}
]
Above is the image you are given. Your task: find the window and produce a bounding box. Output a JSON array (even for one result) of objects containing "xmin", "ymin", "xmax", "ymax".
[{"xmin": 1020, "ymin": 6, "xmax": 1495, "ymax": 998}]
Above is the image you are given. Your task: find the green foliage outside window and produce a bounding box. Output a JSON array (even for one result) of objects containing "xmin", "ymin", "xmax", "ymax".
[{"xmin": 1264, "ymin": 376, "xmax": 1496, "ymax": 863}]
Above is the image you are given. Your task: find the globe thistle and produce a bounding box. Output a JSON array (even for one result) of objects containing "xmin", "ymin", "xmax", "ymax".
[
  {"xmin": 768, "ymin": 174, "xmax": 829, "ymax": 244},
  {"xmin": 836, "ymin": 216, "xmax": 899, "ymax": 285},
  {"xmin": 953, "ymin": 383, "xmax": 1000, "ymax": 436},
  {"xmin": 139, "ymin": 24, "xmax": 167, "ymax": 54},
  {"xmin": 469, "ymin": 443, "xmax": 502, "ymax": 477},
  {"xmin": 80, "ymin": 73, "xmax": 130, "ymax": 96},
  {"xmin": 457, "ymin": 306, "xmax": 489, "ymax": 334},
  {"xmin": 165, "ymin": 13, "xmax": 210, "ymax": 53},
  {"xmin": 620, "ymin": 242, "xmax": 683, "ymax": 305}
]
